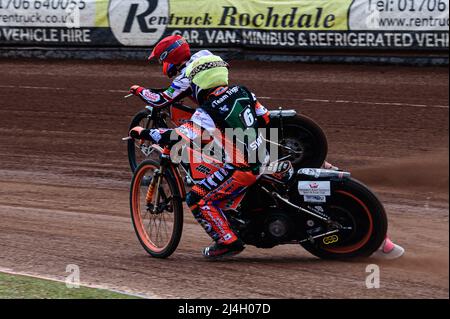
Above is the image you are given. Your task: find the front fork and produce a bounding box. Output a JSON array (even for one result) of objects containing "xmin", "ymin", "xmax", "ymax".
[
  {"xmin": 146, "ymin": 166, "xmax": 166, "ymax": 214},
  {"xmin": 146, "ymin": 147, "xmax": 170, "ymax": 213}
]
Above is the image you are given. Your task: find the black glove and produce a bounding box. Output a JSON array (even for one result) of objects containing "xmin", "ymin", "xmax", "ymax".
[{"xmin": 129, "ymin": 126, "xmax": 149, "ymax": 139}]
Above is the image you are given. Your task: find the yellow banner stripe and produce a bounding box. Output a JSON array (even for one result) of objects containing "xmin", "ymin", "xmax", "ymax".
[{"xmin": 95, "ymin": 0, "xmax": 109, "ymax": 27}]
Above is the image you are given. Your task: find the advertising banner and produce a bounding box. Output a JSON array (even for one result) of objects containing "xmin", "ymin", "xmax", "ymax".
[{"xmin": 0, "ymin": 0, "xmax": 448, "ymax": 50}]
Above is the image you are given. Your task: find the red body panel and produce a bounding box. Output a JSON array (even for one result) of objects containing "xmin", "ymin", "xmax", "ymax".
[{"xmin": 170, "ymin": 104, "xmax": 195, "ymax": 126}]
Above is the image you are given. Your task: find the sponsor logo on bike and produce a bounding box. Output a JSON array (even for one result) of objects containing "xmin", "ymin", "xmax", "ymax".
[
  {"xmin": 298, "ymin": 181, "xmax": 331, "ymax": 196},
  {"xmin": 109, "ymin": 0, "xmax": 168, "ymax": 46},
  {"xmin": 323, "ymin": 234, "xmax": 339, "ymax": 245},
  {"xmin": 303, "ymin": 195, "xmax": 326, "ymax": 203}
]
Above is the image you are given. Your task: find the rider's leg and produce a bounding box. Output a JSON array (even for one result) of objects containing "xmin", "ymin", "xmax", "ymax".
[{"xmin": 186, "ymin": 165, "xmax": 257, "ymax": 258}]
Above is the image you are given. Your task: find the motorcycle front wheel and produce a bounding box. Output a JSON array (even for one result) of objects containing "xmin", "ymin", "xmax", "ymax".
[{"xmin": 130, "ymin": 159, "xmax": 184, "ymax": 258}]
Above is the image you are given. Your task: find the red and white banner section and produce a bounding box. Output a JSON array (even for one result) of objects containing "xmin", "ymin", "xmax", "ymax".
[{"xmin": 0, "ymin": 0, "xmax": 448, "ymax": 50}]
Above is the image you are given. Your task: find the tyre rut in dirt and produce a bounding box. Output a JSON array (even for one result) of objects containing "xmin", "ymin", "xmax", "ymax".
[
  {"xmin": 300, "ymin": 178, "xmax": 387, "ymax": 259},
  {"xmin": 271, "ymin": 115, "xmax": 328, "ymax": 169},
  {"xmin": 130, "ymin": 159, "xmax": 184, "ymax": 258}
]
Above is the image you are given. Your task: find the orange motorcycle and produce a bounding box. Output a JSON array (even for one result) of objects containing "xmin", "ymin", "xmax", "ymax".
[{"xmin": 127, "ymin": 104, "xmax": 387, "ymax": 260}]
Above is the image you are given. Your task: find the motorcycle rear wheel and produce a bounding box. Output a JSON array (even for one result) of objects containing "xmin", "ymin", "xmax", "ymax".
[
  {"xmin": 300, "ymin": 178, "xmax": 387, "ymax": 259},
  {"xmin": 269, "ymin": 114, "xmax": 328, "ymax": 170}
]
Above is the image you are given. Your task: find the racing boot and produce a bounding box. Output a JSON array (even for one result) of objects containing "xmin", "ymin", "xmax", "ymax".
[
  {"xmin": 202, "ymin": 239, "xmax": 245, "ymax": 260},
  {"xmin": 372, "ymin": 236, "xmax": 405, "ymax": 259}
]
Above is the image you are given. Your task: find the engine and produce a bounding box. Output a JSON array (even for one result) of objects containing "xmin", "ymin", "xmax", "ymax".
[
  {"xmin": 237, "ymin": 210, "xmax": 294, "ymax": 248},
  {"xmin": 266, "ymin": 213, "xmax": 291, "ymax": 240}
]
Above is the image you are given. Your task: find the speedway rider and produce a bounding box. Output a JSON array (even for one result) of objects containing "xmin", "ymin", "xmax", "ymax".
[{"xmin": 129, "ymin": 54, "xmax": 276, "ymax": 259}]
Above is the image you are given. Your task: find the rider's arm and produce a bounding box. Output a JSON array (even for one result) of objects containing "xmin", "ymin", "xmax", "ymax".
[
  {"xmin": 130, "ymin": 127, "xmax": 178, "ymax": 145},
  {"xmin": 129, "ymin": 108, "xmax": 216, "ymax": 146},
  {"xmin": 130, "ymin": 73, "xmax": 192, "ymax": 108},
  {"xmin": 252, "ymin": 94, "xmax": 270, "ymax": 126}
]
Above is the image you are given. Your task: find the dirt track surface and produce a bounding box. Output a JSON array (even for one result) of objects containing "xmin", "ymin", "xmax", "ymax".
[{"xmin": 0, "ymin": 59, "xmax": 448, "ymax": 299}]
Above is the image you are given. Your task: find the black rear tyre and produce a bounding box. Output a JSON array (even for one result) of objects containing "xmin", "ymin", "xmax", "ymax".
[
  {"xmin": 300, "ymin": 178, "xmax": 387, "ymax": 259},
  {"xmin": 269, "ymin": 114, "xmax": 328, "ymax": 170}
]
